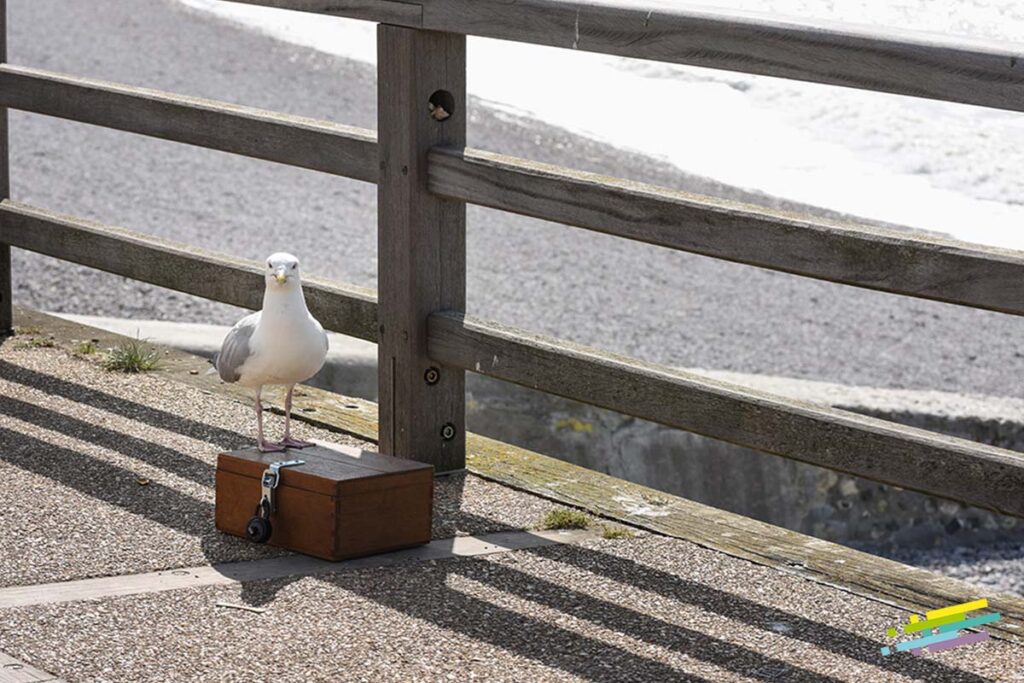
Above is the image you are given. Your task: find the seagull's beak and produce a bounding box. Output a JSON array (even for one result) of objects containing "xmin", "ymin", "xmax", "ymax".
[{"xmin": 273, "ymin": 268, "xmax": 288, "ymax": 284}]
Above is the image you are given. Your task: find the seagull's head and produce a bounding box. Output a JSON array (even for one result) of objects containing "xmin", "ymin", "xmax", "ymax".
[{"xmin": 265, "ymin": 252, "xmax": 302, "ymax": 289}]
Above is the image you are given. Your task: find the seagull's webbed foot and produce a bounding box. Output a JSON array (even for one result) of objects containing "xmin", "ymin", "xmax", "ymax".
[
  {"xmin": 258, "ymin": 440, "xmax": 287, "ymax": 453},
  {"xmin": 275, "ymin": 436, "xmax": 315, "ymax": 449}
]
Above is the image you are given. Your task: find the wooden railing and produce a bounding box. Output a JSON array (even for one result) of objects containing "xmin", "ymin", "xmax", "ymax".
[{"xmin": 3, "ymin": 0, "xmax": 1024, "ymax": 518}]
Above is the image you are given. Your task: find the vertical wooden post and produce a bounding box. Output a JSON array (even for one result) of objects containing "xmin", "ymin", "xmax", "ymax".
[
  {"xmin": 377, "ymin": 26, "xmax": 466, "ymax": 471},
  {"xmin": 0, "ymin": 0, "xmax": 10, "ymax": 337}
]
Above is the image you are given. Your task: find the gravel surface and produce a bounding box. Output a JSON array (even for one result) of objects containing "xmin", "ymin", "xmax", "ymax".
[
  {"xmin": 0, "ymin": 342, "xmax": 558, "ymax": 587},
  {"xmin": 2, "ymin": 534, "xmax": 1022, "ymax": 682},
  {"xmin": 881, "ymin": 541, "xmax": 1024, "ymax": 598},
  {"xmin": 9, "ymin": 0, "xmax": 1024, "ymax": 401}
]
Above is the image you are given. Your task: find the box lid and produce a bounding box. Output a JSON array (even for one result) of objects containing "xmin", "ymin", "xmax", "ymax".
[{"xmin": 217, "ymin": 443, "xmax": 433, "ymax": 497}]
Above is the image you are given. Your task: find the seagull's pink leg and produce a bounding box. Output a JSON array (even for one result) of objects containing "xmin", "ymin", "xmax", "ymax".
[
  {"xmin": 256, "ymin": 386, "xmax": 285, "ymax": 452},
  {"xmin": 276, "ymin": 384, "xmax": 314, "ymax": 449}
]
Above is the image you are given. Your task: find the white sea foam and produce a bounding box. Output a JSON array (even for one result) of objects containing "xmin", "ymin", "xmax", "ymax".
[{"xmin": 179, "ymin": 0, "xmax": 1024, "ymax": 249}]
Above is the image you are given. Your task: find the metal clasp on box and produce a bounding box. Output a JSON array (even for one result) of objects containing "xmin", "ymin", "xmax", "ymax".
[
  {"xmin": 246, "ymin": 459, "xmax": 305, "ymax": 544},
  {"xmin": 260, "ymin": 459, "xmax": 305, "ymax": 514}
]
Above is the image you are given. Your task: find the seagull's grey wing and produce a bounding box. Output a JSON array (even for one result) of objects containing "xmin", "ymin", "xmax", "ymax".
[
  {"xmin": 317, "ymin": 319, "xmax": 328, "ymax": 353},
  {"xmin": 215, "ymin": 313, "xmax": 259, "ymax": 383}
]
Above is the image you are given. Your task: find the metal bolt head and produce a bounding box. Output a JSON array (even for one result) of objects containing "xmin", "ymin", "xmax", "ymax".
[
  {"xmin": 441, "ymin": 422, "xmax": 457, "ymax": 441},
  {"xmin": 424, "ymin": 366, "xmax": 440, "ymax": 385}
]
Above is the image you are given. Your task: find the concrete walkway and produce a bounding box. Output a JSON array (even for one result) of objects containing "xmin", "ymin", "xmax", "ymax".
[{"xmin": 1, "ymin": 337, "xmax": 1023, "ymax": 681}]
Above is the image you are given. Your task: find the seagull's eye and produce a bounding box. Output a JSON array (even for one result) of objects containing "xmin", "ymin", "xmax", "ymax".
[
  {"xmin": 267, "ymin": 261, "xmax": 272, "ymax": 268},
  {"xmin": 291, "ymin": 264, "xmax": 297, "ymax": 270}
]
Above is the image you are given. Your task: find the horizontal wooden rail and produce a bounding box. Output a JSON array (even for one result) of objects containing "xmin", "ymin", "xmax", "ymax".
[
  {"xmin": 0, "ymin": 64, "xmax": 378, "ymax": 182},
  {"xmin": 427, "ymin": 311, "xmax": 1024, "ymax": 518},
  {"xmin": 429, "ymin": 147, "xmax": 1024, "ymax": 316},
  {"xmin": 228, "ymin": 0, "xmax": 1024, "ymax": 112},
  {"xmin": 10, "ymin": 63, "xmax": 1023, "ymax": 312},
  {"xmin": 0, "ymin": 200, "xmax": 378, "ymax": 341}
]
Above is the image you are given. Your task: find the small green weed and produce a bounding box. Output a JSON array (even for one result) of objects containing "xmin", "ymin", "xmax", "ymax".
[
  {"xmin": 13, "ymin": 325, "xmax": 41, "ymax": 335},
  {"xmin": 16, "ymin": 336, "xmax": 55, "ymax": 349},
  {"xmin": 538, "ymin": 508, "xmax": 590, "ymax": 530},
  {"xmin": 601, "ymin": 525, "xmax": 636, "ymax": 540},
  {"xmin": 74, "ymin": 340, "xmax": 98, "ymax": 355},
  {"xmin": 103, "ymin": 339, "xmax": 160, "ymax": 373}
]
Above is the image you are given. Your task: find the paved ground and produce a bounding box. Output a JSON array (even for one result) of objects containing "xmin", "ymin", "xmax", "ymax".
[
  {"xmin": 5, "ymin": 539, "xmax": 1024, "ymax": 683},
  {"xmin": 2, "ymin": 338, "xmax": 1024, "ymax": 681},
  {"xmin": 0, "ymin": 339, "xmax": 556, "ymax": 588},
  {"xmin": 8, "ymin": 0, "xmax": 1024, "ymax": 401}
]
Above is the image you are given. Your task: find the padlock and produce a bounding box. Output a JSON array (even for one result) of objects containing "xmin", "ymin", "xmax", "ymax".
[{"xmin": 246, "ymin": 498, "xmax": 272, "ymax": 543}]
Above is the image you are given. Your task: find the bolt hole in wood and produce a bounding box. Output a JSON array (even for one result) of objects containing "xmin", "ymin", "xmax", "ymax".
[
  {"xmin": 428, "ymin": 89, "xmax": 454, "ymax": 121},
  {"xmin": 441, "ymin": 422, "xmax": 456, "ymax": 440}
]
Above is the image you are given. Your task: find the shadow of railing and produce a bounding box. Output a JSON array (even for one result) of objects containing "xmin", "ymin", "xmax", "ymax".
[
  {"xmin": 0, "ymin": 359, "xmax": 250, "ymax": 447},
  {"xmin": 329, "ymin": 509, "xmax": 991, "ymax": 683}
]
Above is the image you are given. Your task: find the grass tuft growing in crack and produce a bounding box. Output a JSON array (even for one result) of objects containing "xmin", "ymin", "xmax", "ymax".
[
  {"xmin": 601, "ymin": 524, "xmax": 636, "ymax": 540},
  {"xmin": 103, "ymin": 339, "xmax": 160, "ymax": 373},
  {"xmin": 537, "ymin": 507, "xmax": 591, "ymax": 530},
  {"xmin": 16, "ymin": 336, "xmax": 55, "ymax": 349},
  {"xmin": 74, "ymin": 340, "xmax": 98, "ymax": 355}
]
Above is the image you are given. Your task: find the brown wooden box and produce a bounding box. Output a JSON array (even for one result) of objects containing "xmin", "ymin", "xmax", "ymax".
[{"xmin": 215, "ymin": 443, "xmax": 433, "ymax": 561}]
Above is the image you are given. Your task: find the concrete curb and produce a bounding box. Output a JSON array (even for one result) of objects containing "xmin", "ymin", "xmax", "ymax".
[{"xmin": 52, "ymin": 313, "xmax": 378, "ymax": 400}]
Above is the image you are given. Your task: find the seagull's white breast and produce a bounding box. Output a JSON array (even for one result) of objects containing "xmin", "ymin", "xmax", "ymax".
[{"xmin": 235, "ymin": 297, "xmax": 328, "ymax": 388}]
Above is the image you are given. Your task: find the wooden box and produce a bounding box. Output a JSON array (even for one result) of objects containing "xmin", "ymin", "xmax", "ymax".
[{"xmin": 215, "ymin": 443, "xmax": 433, "ymax": 561}]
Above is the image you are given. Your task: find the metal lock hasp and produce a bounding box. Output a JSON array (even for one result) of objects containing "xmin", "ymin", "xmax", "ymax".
[{"xmin": 259, "ymin": 459, "xmax": 305, "ymax": 515}]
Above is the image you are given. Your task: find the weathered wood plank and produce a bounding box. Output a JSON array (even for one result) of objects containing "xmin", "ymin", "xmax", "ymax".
[
  {"xmin": 21, "ymin": 307, "xmax": 1024, "ymax": 643},
  {"xmin": 427, "ymin": 311, "xmax": 1024, "ymax": 518},
  {"xmin": 226, "ymin": 0, "xmax": 1024, "ymax": 111},
  {"xmin": 464, "ymin": 435, "xmax": 1024, "ymax": 644},
  {"xmin": 0, "ymin": 64, "xmax": 378, "ymax": 182},
  {"xmin": 0, "ymin": 652, "xmax": 63, "ymax": 683},
  {"xmin": 429, "ymin": 147, "xmax": 1024, "ymax": 316},
  {"xmin": 377, "ymin": 26, "xmax": 466, "ymax": 471},
  {"xmin": 0, "ymin": 201, "xmax": 378, "ymax": 341},
  {"xmin": 224, "ymin": 0, "xmax": 422, "ymax": 24}
]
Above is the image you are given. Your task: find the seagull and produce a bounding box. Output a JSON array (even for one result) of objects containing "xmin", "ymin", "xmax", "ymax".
[{"xmin": 212, "ymin": 253, "xmax": 329, "ymax": 452}]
